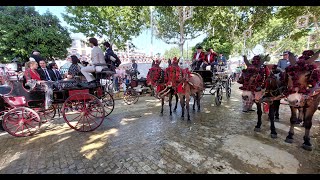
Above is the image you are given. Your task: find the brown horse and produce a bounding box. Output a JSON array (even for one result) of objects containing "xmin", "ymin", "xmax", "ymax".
[
  {"xmin": 254, "ymin": 64, "xmax": 286, "ymax": 138},
  {"xmin": 164, "ymin": 61, "xmax": 204, "ymax": 121},
  {"xmin": 146, "ymin": 61, "xmax": 178, "ymax": 116},
  {"xmin": 283, "ymin": 50, "xmax": 320, "ymax": 151}
]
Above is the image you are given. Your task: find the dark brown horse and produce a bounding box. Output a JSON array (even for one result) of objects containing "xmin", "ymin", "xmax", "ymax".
[
  {"xmin": 283, "ymin": 50, "xmax": 320, "ymax": 151},
  {"xmin": 146, "ymin": 61, "xmax": 178, "ymax": 115},
  {"xmin": 255, "ymin": 64, "xmax": 286, "ymax": 138}
]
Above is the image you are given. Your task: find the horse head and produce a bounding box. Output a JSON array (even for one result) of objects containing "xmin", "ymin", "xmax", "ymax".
[{"xmin": 285, "ymin": 50, "xmax": 320, "ymax": 107}]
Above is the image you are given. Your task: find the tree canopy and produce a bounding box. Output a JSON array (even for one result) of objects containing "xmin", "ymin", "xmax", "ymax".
[
  {"xmin": 0, "ymin": 6, "xmax": 72, "ymax": 63},
  {"xmin": 63, "ymin": 6, "xmax": 149, "ymax": 50}
]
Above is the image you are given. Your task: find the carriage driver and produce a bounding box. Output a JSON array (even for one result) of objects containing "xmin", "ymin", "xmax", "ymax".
[
  {"xmin": 81, "ymin": 38, "xmax": 108, "ymax": 87},
  {"xmin": 191, "ymin": 45, "xmax": 205, "ymax": 70}
]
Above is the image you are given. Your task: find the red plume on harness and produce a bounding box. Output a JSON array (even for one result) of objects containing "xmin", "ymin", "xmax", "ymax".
[
  {"xmin": 252, "ymin": 55, "xmax": 261, "ymax": 66},
  {"xmin": 172, "ymin": 57, "xmax": 179, "ymax": 65},
  {"xmin": 147, "ymin": 66, "xmax": 162, "ymax": 87},
  {"xmin": 284, "ymin": 50, "xmax": 320, "ymax": 95}
]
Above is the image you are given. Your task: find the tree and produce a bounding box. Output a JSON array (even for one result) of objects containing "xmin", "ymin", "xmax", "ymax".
[
  {"xmin": 163, "ymin": 46, "xmax": 193, "ymax": 60},
  {"xmin": 153, "ymin": 6, "xmax": 203, "ymax": 60},
  {"xmin": 0, "ymin": 6, "xmax": 72, "ymax": 63},
  {"xmin": 63, "ymin": 6, "xmax": 149, "ymax": 50}
]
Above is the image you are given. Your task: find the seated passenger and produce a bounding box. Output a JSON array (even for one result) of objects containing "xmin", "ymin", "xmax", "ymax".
[
  {"xmin": 24, "ymin": 61, "xmax": 41, "ymax": 81},
  {"xmin": 37, "ymin": 60, "xmax": 56, "ymax": 81},
  {"xmin": 66, "ymin": 55, "xmax": 82, "ymax": 80},
  {"xmin": 48, "ymin": 62, "xmax": 63, "ymax": 81}
]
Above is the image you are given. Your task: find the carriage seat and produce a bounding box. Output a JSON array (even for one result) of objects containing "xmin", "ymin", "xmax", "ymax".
[
  {"xmin": 95, "ymin": 68, "xmax": 116, "ymax": 80},
  {"xmin": 3, "ymin": 96, "xmax": 27, "ymax": 107}
]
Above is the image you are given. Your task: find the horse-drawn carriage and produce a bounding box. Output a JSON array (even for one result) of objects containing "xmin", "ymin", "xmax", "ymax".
[
  {"xmin": 192, "ymin": 64, "xmax": 232, "ymax": 106},
  {"xmin": 123, "ymin": 68, "xmax": 152, "ymax": 105},
  {"xmin": 0, "ymin": 65, "xmax": 115, "ymax": 137}
]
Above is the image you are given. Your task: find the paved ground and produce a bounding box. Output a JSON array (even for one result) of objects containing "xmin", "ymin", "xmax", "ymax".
[{"xmin": 0, "ymin": 83, "xmax": 319, "ymax": 174}]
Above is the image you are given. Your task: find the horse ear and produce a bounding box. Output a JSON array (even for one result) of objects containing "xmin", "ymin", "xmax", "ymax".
[
  {"xmin": 288, "ymin": 52, "xmax": 297, "ymax": 65},
  {"xmin": 306, "ymin": 50, "xmax": 320, "ymax": 64}
]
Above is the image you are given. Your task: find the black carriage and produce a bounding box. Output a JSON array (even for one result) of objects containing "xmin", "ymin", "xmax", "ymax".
[
  {"xmin": 192, "ymin": 65, "xmax": 232, "ymax": 106},
  {"xmin": 0, "ymin": 66, "xmax": 115, "ymax": 137}
]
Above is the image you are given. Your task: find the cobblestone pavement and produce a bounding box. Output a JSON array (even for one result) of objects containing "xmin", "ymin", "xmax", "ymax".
[{"xmin": 0, "ymin": 83, "xmax": 319, "ymax": 174}]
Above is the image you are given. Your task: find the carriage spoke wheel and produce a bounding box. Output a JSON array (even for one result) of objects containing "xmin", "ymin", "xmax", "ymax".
[
  {"xmin": 37, "ymin": 105, "xmax": 56, "ymax": 123},
  {"xmin": 101, "ymin": 92, "xmax": 115, "ymax": 117},
  {"xmin": 62, "ymin": 93, "xmax": 105, "ymax": 132},
  {"xmin": 3, "ymin": 107, "xmax": 41, "ymax": 137},
  {"xmin": 215, "ymin": 86, "xmax": 223, "ymax": 106},
  {"xmin": 124, "ymin": 88, "xmax": 139, "ymax": 105}
]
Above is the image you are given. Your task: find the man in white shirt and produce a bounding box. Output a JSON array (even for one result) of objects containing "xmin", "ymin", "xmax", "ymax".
[{"xmin": 81, "ymin": 38, "xmax": 107, "ymax": 84}]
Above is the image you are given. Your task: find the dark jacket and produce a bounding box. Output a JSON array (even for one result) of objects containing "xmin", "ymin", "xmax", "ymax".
[
  {"xmin": 37, "ymin": 68, "xmax": 56, "ymax": 81},
  {"xmin": 105, "ymin": 48, "xmax": 121, "ymax": 68}
]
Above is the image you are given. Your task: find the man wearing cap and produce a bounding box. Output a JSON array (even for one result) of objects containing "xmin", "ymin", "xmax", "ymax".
[
  {"xmin": 191, "ymin": 45, "xmax": 205, "ymax": 70},
  {"xmin": 277, "ymin": 51, "xmax": 291, "ymax": 72}
]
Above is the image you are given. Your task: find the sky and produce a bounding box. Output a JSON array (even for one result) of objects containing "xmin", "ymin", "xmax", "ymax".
[{"xmin": 34, "ymin": 6, "xmax": 207, "ymax": 56}]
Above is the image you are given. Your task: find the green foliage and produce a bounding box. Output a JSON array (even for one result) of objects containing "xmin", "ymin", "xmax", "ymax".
[
  {"xmin": 63, "ymin": 6, "xmax": 149, "ymax": 50},
  {"xmin": 163, "ymin": 46, "xmax": 193, "ymax": 59},
  {"xmin": 0, "ymin": 6, "xmax": 72, "ymax": 63},
  {"xmin": 195, "ymin": 36, "xmax": 233, "ymax": 58}
]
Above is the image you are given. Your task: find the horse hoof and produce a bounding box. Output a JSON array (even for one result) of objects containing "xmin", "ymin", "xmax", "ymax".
[
  {"xmin": 173, "ymin": 109, "xmax": 177, "ymax": 112},
  {"xmin": 197, "ymin": 109, "xmax": 200, "ymax": 112},
  {"xmin": 254, "ymin": 127, "xmax": 261, "ymax": 132},
  {"xmin": 302, "ymin": 144, "xmax": 312, "ymax": 151},
  {"xmin": 274, "ymin": 118, "xmax": 279, "ymax": 122},
  {"xmin": 285, "ymin": 138, "xmax": 293, "ymax": 143},
  {"xmin": 192, "ymin": 108, "xmax": 195, "ymax": 111},
  {"xmin": 271, "ymin": 134, "xmax": 277, "ymax": 139}
]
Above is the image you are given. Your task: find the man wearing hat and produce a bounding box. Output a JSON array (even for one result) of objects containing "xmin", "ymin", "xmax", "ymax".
[
  {"xmin": 191, "ymin": 45, "xmax": 205, "ymax": 70},
  {"xmin": 277, "ymin": 51, "xmax": 291, "ymax": 72}
]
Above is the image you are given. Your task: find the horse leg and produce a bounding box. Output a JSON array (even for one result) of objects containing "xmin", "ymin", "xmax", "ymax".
[
  {"xmin": 186, "ymin": 93, "xmax": 191, "ymax": 121},
  {"xmin": 193, "ymin": 94, "xmax": 196, "ymax": 111},
  {"xmin": 285, "ymin": 106, "xmax": 297, "ymax": 143},
  {"xmin": 197, "ymin": 91, "xmax": 201, "ymax": 112},
  {"xmin": 297, "ymin": 109, "xmax": 304, "ymax": 125},
  {"xmin": 268, "ymin": 102, "xmax": 277, "ymax": 138},
  {"xmin": 169, "ymin": 92, "xmax": 173, "ymax": 116},
  {"xmin": 254, "ymin": 102, "xmax": 263, "ymax": 132},
  {"xmin": 274, "ymin": 100, "xmax": 280, "ymax": 122},
  {"xmin": 173, "ymin": 94, "xmax": 178, "ymax": 112},
  {"xmin": 301, "ymin": 106, "xmax": 316, "ymax": 151},
  {"xmin": 160, "ymin": 97, "xmax": 164, "ymax": 115},
  {"xmin": 179, "ymin": 94, "xmax": 185, "ymax": 119}
]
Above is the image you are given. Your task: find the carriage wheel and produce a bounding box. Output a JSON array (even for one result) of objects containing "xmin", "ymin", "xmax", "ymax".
[
  {"xmin": 101, "ymin": 92, "xmax": 115, "ymax": 117},
  {"xmin": 37, "ymin": 105, "xmax": 56, "ymax": 123},
  {"xmin": 3, "ymin": 107, "xmax": 41, "ymax": 137},
  {"xmin": 124, "ymin": 88, "xmax": 139, "ymax": 105},
  {"xmin": 62, "ymin": 93, "xmax": 105, "ymax": 132},
  {"xmin": 215, "ymin": 86, "xmax": 223, "ymax": 106}
]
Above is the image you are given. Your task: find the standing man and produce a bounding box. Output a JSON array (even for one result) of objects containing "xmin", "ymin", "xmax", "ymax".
[
  {"xmin": 191, "ymin": 45, "xmax": 205, "ymax": 70},
  {"xmin": 277, "ymin": 51, "xmax": 290, "ymax": 72},
  {"xmin": 29, "ymin": 49, "xmax": 42, "ymax": 66},
  {"xmin": 81, "ymin": 37, "xmax": 107, "ymax": 85},
  {"xmin": 132, "ymin": 59, "xmax": 138, "ymax": 71}
]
